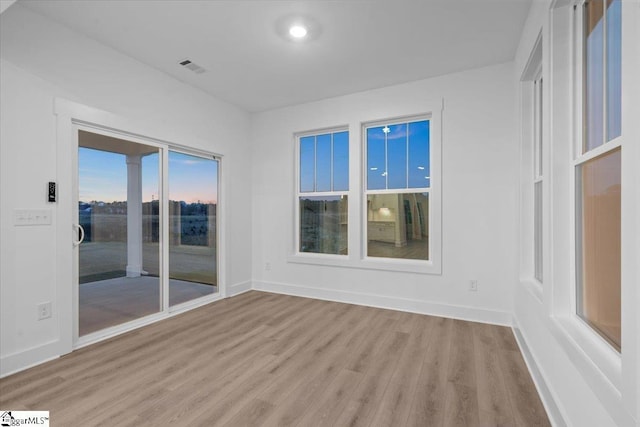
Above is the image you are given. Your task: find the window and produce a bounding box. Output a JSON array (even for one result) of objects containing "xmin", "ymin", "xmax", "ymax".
[
  {"xmin": 297, "ymin": 129, "xmax": 349, "ymax": 255},
  {"xmin": 576, "ymin": 0, "xmax": 622, "ymax": 351},
  {"xmin": 533, "ymin": 70, "xmax": 544, "ymax": 283},
  {"xmin": 364, "ymin": 118, "xmax": 431, "ymax": 261},
  {"xmin": 519, "ymin": 31, "xmax": 544, "ymax": 295},
  {"xmin": 291, "ymin": 107, "xmax": 441, "ymax": 273}
]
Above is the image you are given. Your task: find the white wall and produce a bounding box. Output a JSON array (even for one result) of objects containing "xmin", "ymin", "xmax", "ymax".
[
  {"xmin": 251, "ymin": 62, "xmax": 518, "ymax": 325},
  {"xmin": 513, "ymin": 1, "xmax": 640, "ymax": 426},
  {"xmin": 0, "ymin": 5, "xmax": 252, "ymax": 375}
]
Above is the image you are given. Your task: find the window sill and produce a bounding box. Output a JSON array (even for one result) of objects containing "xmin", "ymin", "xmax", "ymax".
[
  {"xmin": 520, "ymin": 277, "xmax": 543, "ymax": 304},
  {"xmin": 550, "ymin": 314, "xmax": 621, "ymax": 392},
  {"xmin": 287, "ymin": 253, "xmax": 442, "ymax": 275}
]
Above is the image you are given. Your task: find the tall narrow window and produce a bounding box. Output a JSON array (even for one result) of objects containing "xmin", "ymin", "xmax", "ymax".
[
  {"xmin": 533, "ymin": 72, "xmax": 543, "ymax": 283},
  {"xmin": 365, "ymin": 119, "xmax": 430, "ymax": 261},
  {"xmin": 576, "ymin": 0, "xmax": 622, "ymax": 350},
  {"xmin": 297, "ymin": 129, "xmax": 349, "ymax": 255}
]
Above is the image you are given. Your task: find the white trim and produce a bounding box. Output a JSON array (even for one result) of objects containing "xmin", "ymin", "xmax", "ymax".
[
  {"xmin": 0, "ymin": 340, "xmax": 60, "ymax": 379},
  {"xmin": 520, "ymin": 277, "xmax": 544, "ymax": 304},
  {"xmin": 252, "ymin": 280, "xmax": 512, "ymax": 326},
  {"xmin": 298, "ymin": 191, "xmax": 348, "ymax": 197},
  {"xmin": 549, "ymin": 316, "xmax": 633, "ymax": 426},
  {"xmin": 287, "ymin": 252, "xmax": 438, "ymax": 274},
  {"xmin": 362, "ymin": 109, "xmax": 442, "ymax": 274},
  {"xmin": 227, "ymin": 280, "xmax": 253, "ymax": 297},
  {"xmin": 512, "ymin": 320, "xmax": 568, "ymax": 427},
  {"xmin": 364, "ymin": 188, "xmax": 432, "ymax": 195},
  {"xmin": 520, "ymin": 27, "xmax": 547, "ymax": 292},
  {"xmin": 573, "ymin": 138, "xmax": 621, "ymax": 165},
  {"xmin": 161, "ymin": 146, "xmax": 170, "ymax": 310},
  {"xmin": 554, "ymin": 315, "xmax": 622, "ymax": 388}
]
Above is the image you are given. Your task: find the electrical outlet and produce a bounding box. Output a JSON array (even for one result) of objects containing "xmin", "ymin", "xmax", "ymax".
[
  {"xmin": 265, "ymin": 262, "xmax": 271, "ymax": 271},
  {"xmin": 38, "ymin": 302, "xmax": 52, "ymax": 320},
  {"xmin": 469, "ymin": 280, "xmax": 478, "ymax": 292}
]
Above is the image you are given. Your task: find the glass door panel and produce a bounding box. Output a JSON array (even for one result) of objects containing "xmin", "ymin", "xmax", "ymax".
[
  {"xmin": 78, "ymin": 130, "xmax": 161, "ymax": 336},
  {"xmin": 168, "ymin": 151, "xmax": 218, "ymax": 306}
]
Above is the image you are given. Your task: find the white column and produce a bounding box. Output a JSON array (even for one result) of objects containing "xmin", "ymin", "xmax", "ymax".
[{"xmin": 126, "ymin": 154, "xmax": 143, "ymax": 277}]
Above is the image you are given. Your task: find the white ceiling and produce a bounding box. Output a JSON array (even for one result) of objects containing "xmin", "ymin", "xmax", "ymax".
[{"xmin": 19, "ymin": 0, "xmax": 531, "ymax": 112}]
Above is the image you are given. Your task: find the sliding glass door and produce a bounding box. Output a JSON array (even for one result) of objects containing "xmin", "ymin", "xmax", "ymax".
[
  {"xmin": 76, "ymin": 130, "xmax": 220, "ymax": 341},
  {"xmin": 168, "ymin": 151, "xmax": 218, "ymax": 306}
]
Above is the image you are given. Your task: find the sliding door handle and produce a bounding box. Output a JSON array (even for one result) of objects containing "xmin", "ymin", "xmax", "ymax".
[{"xmin": 73, "ymin": 224, "xmax": 85, "ymax": 246}]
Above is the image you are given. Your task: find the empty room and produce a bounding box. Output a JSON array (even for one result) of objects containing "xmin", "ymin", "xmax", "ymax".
[{"xmin": 0, "ymin": 0, "xmax": 638, "ymax": 426}]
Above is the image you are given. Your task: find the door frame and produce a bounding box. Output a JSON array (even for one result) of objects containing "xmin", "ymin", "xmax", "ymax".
[{"xmin": 55, "ymin": 99, "xmax": 226, "ymax": 353}]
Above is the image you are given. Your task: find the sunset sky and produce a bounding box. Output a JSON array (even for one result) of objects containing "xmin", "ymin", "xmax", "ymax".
[{"xmin": 79, "ymin": 148, "xmax": 218, "ymax": 204}]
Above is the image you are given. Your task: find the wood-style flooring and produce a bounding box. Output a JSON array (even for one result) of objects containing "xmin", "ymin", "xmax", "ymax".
[{"xmin": 0, "ymin": 291, "xmax": 550, "ymax": 426}]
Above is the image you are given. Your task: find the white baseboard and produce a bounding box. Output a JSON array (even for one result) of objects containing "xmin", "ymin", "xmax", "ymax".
[
  {"xmin": 512, "ymin": 319, "xmax": 567, "ymax": 427},
  {"xmin": 1, "ymin": 340, "xmax": 60, "ymax": 378},
  {"xmin": 252, "ymin": 280, "xmax": 512, "ymax": 326},
  {"xmin": 227, "ymin": 280, "xmax": 252, "ymax": 297}
]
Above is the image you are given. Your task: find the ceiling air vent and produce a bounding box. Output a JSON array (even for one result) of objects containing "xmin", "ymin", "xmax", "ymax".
[{"xmin": 178, "ymin": 59, "xmax": 206, "ymax": 74}]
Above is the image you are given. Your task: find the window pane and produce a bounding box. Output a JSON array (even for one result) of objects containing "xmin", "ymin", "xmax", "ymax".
[
  {"xmin": 535, "ymin": 79, "xmax": 543, "ymax": 178},
  {"xmin": 78, "ymin": 144, "xmax": 161, "ymax": 336},
  {"xmin": 299, "ymin": 195, "xmax": 348, "ymax": 255},
  {"xmin": 606, "ymin": 0, "xmax": 621, "ymax": 141},
  {"xmin": 300, "ymin": 136, "xmax": 315, "ymax": 192},
  {"xmin": 316, "ymin": 134, "xmax": 332, "ymax": 192},
  {"xmin": 534, "ymin": 181, "xmax": 543, "ymax": 282},
  {"xmin": 408, "ymin": 120, "xmax": 430, "ymax": 188},
  {"xmin": 584, "ymin": 0, "xmax": 605, "ymax": 152},
  {"xmin": 576, "ymin": 148, "xmax": 621, "ymax": 350},
  {"xmin": 333, "ymin": 131, "xmax": 349, "ymax": 191},
  {"xmin": 367, "ymin": 126, "xmax": 386, "ymax": 190},
  {"xmin": 387, "ymin": 124, "xmax": 408, "ymax": 189},
  {"xmin": 366, "ymin": 192, "xmax": 429, "ymax": 260},
  {"xmin": 168, "ymin": 152, "xmax": 218, "ymax": 307}
]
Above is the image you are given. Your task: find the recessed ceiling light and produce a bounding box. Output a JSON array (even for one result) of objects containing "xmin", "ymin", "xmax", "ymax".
[
  {"xmin": 289, "ymin": 25, "xmax": 308, "ymax": 39},
  {"xmin": 275, "ymin": 15, "xmax": 321, "ymax": 43}
]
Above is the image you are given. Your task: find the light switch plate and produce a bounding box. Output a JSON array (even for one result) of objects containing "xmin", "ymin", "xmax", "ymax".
[{"xmin": 14, "ymin": 209, "xmax": 52, "ymax": 226}]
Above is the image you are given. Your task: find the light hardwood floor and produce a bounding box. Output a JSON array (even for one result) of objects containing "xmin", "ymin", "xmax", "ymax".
[{"xmin": 0, "ymin": 291, "xmax": 550, "ymax": 426}]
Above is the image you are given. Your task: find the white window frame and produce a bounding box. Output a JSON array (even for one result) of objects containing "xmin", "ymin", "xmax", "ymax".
[
  {"xmin": 293, "ymin": 126, "xmax": 349, "ymax": 260},
  {"xmin": 551, "ymin": 0, "xmax": 624, "ymax": 405},
  {"xmin": 533, "ymin": 68, "xmax": 544, "ymax": 285},
  {"xmin": 361, "ymin": 115, "xmax": 437, "ymax": 269},
  {"xmin": 519, "ymin": 31, "xmax": 545, "ymax": 303},
  {"xmin": 289, "ymin": 105, "xmax": 442, "ymax": 275},
  {"xmin": 570, "ymin": 0, "xmax": 623, "ymax": 354}
]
